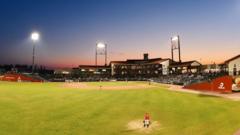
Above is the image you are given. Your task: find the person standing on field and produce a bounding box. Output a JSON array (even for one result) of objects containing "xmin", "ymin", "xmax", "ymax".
[{"xmin": 143, "ymin": 113, "xmax": 150, "ymax": 128}]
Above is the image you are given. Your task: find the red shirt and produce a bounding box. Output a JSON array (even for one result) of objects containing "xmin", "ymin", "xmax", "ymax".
[{"xmin": 144, "ymin": 114, "xmax": 150, "ymax": 120}]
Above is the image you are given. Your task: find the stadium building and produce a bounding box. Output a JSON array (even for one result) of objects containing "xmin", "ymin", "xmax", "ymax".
[
  {"xmin": 110, "ymin": 53, "xmax": 202, "ymax": 78},
  {"xmin": 70, "ymin": 65, "xmax": 111, "ymax": 81},
  {"xmin": 202, "ymin": 54, "xmax": 240, "ymax": 76},
  {"xmin": 73, "ymin": 65, "xmax": 111, "ymax": 78},
  {"xmin": 224, "ymin": 54, "xmax": 240, "ymax": 76},
  {"xmin": 110, "ymin": 54, "xmax": 171, "ymax": 78},
  {"xmin": 202, "ymin": 63, "xmax": 223, "ymax": 73},
  {"xmin": 169, "ymin": 61, "xmax": 202, "ymax": 74}
]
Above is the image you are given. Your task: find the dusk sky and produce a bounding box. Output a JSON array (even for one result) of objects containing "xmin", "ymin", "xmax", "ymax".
[{"xmin": 0, "ymin": 0, "xmax": 240, "ymax": 68}]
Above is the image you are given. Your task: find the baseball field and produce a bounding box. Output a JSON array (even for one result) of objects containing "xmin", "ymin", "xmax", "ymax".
[{"xmin": 1, "ymin": 81, "xmax": 240, "ymax": 135}]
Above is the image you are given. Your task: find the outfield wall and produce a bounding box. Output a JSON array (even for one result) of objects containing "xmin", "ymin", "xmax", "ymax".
[
  {"xmin": 184, "ymin": 76, "xmax": 233, "ymax": 93},
  {"xmin": 0, "ymin": 73, "xmax": 43, "ymax": 82}
]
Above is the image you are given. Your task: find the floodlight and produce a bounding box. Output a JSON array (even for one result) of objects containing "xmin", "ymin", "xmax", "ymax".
[
  {"xmin": 31, "ymin": 32, "xmax": 39, "ymax": 42},
  {"xmin": 97, "ymin": 42, "xmax": 106, "ymax": 48},
  {"xmin": 172, "ymin": 36, "xmax": 178, "ymax": 41}
]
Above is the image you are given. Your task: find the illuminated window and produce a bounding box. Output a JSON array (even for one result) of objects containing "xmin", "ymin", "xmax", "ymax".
[{"xmin": 62, "ymin": 71, "xmax": 70, "ymax": 74}]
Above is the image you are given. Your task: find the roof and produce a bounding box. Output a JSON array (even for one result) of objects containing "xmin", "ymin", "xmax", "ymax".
[
  {"xmin": 78, "ymin": 65, "xmax": 110, "ymax": 69},
  {"xmin": 54, "ymin": 68, "xmax": 72, "ymax": 71},
  {"xmin": 109, "ymin": 61, "xmax": 126, "ymax": 64},
  {"xmin": 169, "ymin": 61, "xmax": 201, "ymax": 67},
  {"xmin": 110, "ymin": 58, "xmax": 170, "ymax": 65},
  {"xmin": 225, "ymin": 54, "xmax": 240, "ymax": 64}
]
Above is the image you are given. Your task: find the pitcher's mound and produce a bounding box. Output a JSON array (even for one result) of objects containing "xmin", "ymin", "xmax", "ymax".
[{"xmin": 127, "ymin": 120, "xmax": 161, "ymax": 134}]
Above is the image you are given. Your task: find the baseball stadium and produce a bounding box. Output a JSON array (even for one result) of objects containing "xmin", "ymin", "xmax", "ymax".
[
  {"xmin": 1, "ymin": 36, "xmax": 240, "ymax": 135},
  {"xmin": 1, "ymin": 1, "xmax": 240, "ymax": 135}
]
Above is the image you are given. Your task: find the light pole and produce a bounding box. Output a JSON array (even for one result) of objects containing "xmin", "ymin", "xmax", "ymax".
[
  {"xmin": 96, "ymin": 42, "xmax": 107, "ymax": 66},
  {"xmin": 31, "ymin": 32, "xmax": 39, "ymax": 74},
  {"xmin": 171, "ymin": 35, "xmax": 181, "ymax": 62}
]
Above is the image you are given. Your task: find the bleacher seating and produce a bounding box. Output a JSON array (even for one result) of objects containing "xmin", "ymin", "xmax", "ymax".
[{"xmin": 152, "ymin": 72, "xmax": 227, "ymax": 86}]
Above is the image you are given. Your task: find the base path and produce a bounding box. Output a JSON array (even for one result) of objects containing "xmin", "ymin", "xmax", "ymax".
[{"xmin": 62, "ymin": 82, "xmax": 157, "ymax": 90}]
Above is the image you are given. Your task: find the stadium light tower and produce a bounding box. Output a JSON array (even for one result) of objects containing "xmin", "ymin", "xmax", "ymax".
[
  {"xmin": 95, "ymin": 42, "xmax": 107, "ymax": 66},
  {"xmin": 171, "ymin": 35, "xmax": 181, "ymax": 62},
  {"xmin": 31, "ymin": 32, "xmax": 40, "ymax": 74}
]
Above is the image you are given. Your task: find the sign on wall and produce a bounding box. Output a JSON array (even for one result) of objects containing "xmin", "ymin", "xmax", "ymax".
[{"xmin": 184, "ymin": 76, "xmax": 233, "ymax": 93}]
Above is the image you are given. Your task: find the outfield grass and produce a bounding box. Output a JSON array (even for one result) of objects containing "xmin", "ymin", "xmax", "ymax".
[{"xmin": 0, "ymin": 81, "xmax": 240, "ymax": 135}]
